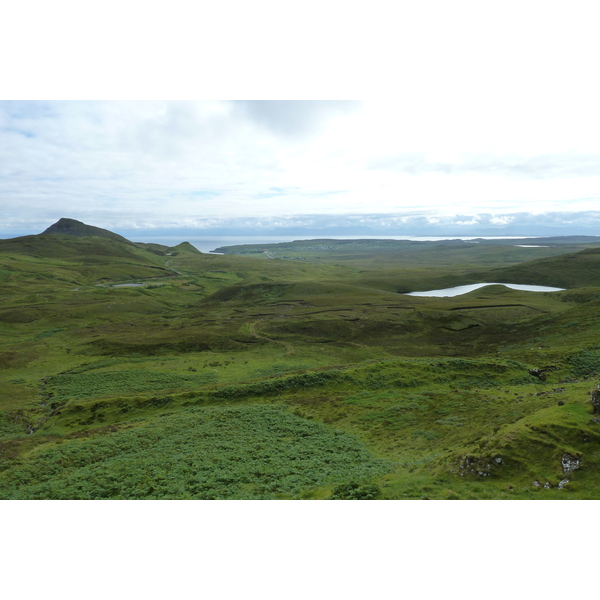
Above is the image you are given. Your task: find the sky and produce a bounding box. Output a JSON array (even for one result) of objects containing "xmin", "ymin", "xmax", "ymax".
[{"xmin": 3, "ymin": 2, "xmax": 600, "ymax": 238}]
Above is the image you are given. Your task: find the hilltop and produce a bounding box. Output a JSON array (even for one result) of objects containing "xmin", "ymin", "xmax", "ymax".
[
  {"xmin": 40, "ymin": 218, "xmax": 203, "ymax": 258},
  {"xmin": 135, "ymin": 240, "xmax": 202, "ymax": 256},
  {"xmin": 41, "ymin": 218, "xmax": 133, "ymax": 244}
]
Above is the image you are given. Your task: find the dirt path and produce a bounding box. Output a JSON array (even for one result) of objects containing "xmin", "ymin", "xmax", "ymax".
[
  {"xmin": 165, "ymin": 260, "xmax": 184, "ymax": 275},
  {"xmin": 248, "ymin": 321, "xmax": 295, "ymax": 357}
]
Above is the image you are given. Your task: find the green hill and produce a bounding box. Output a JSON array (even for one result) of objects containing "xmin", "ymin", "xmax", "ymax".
[
  {"xmin": 0, "ymin": 234, "xmax": 173, "ymax": 288},
  {"xmin": 41, "ymin": 218, "xmax": 132, "ymax": 244},
  {"xmin": 134, "ymin": 241, "xmax": 202, "ymax": 256},
  {"xmin": 480, "ymin": 247, "xmax": 600, "ymax": 288}
]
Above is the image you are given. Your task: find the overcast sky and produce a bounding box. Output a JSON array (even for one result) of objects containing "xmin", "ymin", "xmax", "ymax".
[{"xmin": 3, "ymin": 2, "xmax": 600, "ymax": 237}]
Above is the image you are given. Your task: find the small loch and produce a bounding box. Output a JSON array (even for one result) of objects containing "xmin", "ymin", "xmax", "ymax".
[{"xmin": 406, "ymin": 283, "xmax": 565, "ymax": 297}]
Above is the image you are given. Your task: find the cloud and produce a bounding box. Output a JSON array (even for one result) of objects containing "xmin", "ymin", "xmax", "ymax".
[
  {"xmin": 232, "ymin": 101, "xmax": 362, "ymax": 138},
  {"xmin": 98, "ymin": 211, "xmax": 600, "ymax": 241},
  {"xmin": 368, "ymin": 151, "xmax": 600, "ymax": 180},
  {"xmin": 3, "ymin": 100, "xmax": 600, "ymax": 237}
]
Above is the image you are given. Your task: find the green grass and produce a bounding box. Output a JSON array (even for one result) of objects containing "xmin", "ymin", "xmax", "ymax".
[
  {"xmin": 45, "ymin": 369, "xmax": 218, "ymax": 400},
  {"xmin": 3, "ymin": 230, "xmax": 600, "ymax": 499}
]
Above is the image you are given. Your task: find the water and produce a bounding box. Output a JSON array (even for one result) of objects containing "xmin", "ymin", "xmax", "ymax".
[{"xmin": 405, "ymin": 283, "xmax": 565, "ymax": 297}]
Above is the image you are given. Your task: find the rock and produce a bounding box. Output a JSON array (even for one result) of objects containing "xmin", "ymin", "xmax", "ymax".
[
  {"xmin": 591, "ymin": 389, "xmax": 600, "ymax": 414},
  {"xmin": 561, "ymin": 453, "xmax": 580, "ymax": 474},
  {"xmin": 558, "ymin": 479, "xmax": 569, "ymax": 489},
  {"xmin": 557, "ymin": 400, "xmax": 565, "ymax": 406},
  {"xmin": 529, "ymin": 368, "xmax": 546, "ymax": 380},
  {"xmin": 544, "ymin": 482, "xmax": 551, "ymax": 489},
  {"xmin": 533, "ymin": 480, "xmax": 542, "ymax": 488}
]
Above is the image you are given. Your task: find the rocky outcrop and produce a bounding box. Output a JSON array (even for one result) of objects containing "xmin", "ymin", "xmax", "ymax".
[
  {"xmin": 457, "ymin": 455, "xmax": 504, "ymax": 477},
  {"xmin": 561, "ymin": 453, "xmax": 580, "ymax": 474},
  {"xmin": 529, "ymin": 368, "xmax": 546, "ymax": 380}
]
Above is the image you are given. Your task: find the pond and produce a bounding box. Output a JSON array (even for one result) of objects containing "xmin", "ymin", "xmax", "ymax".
[{"xmin": 405, "ymin": 283, "xmax": 565, "ymax": 297}]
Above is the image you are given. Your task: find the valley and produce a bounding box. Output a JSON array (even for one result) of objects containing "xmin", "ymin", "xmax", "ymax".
[{"xmin": 2, "ymin": 219, "xmax": 600, "ymax": 499}]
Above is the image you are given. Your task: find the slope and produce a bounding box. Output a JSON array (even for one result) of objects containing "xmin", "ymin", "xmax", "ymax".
[{"xmin": 479, "ymin": 247, "xmax": 600, "ymax": 289}]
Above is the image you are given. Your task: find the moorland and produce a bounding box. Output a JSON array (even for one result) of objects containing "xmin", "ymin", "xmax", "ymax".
[{"xmin": 2, "ymin": 217, "xmax": 600, "ymax": 499}]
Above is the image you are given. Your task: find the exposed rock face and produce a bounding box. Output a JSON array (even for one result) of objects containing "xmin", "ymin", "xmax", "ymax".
[
  {"xmin": 457, "ymin": 455, "xmax": 504, "ymax": 477},
  {"xmin": 561, "ymin": 454, "xmax": 580, "ymax": 474},
  {"xmin": 591, "ymin": 389, "xmax": 600, "ymax": 414}
]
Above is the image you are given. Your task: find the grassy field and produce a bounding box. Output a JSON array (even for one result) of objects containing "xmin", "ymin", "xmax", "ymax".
[{"xmin": 2, "ymin": 229, "xmax": 600, "ymax": 499}]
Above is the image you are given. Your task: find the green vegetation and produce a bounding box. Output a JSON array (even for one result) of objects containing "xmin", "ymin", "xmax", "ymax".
[
  {"xmin": 0, "ymin": 405, "xmax": 390, "ymax": 499},
  {"xmin": 3, "ymin": 222, "xmax": 600, "ymax": 499}
]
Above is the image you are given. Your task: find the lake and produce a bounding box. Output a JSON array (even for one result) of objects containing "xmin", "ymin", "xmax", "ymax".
[{"xmin": 405, "ymin": 283, "xmax": 565, "ymax": 297}]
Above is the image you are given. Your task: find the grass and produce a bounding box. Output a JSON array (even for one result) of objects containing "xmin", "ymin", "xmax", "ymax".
[
  {"xmin": 3, "ymin": 231, "xmax": 600, "ymax": 499},
  {"xmin": 45, "ymin": 369, "xmax": 218, "ymax": 400}
]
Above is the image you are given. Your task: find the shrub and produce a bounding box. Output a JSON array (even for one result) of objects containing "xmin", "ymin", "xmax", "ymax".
[{"xmin": 0, "ymin": 405, "xmax": 391, "ymax": 500}]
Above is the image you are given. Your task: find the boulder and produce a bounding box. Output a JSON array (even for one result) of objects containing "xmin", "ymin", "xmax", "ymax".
[{"xmin": 529, "ymin": 368, "xmax": 546, "ymax": 380}]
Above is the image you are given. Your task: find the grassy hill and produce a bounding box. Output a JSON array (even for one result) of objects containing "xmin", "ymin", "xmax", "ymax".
[
  {"xmin": 0, "ymin": 232, "xmax": 176, "ymax": 291},
  {"xmin": 2, "ymin": 226, "xmax": 600, "ymax": 499},
  {"xmin": 41, "ymin": 217, "xmax": 132, "ymax": 244},
  {"xmin": 479, "ymin": 247, "xmax": 600, "ymax": 288}
]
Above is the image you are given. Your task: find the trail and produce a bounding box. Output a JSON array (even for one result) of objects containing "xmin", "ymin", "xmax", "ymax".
[
  {"xmin": 248, "ymin": 321, "xmax": 295, "ymax": 357},
  {"xmin": 165, "ymin": 260, "xmax": 185, "ymax": 275}
]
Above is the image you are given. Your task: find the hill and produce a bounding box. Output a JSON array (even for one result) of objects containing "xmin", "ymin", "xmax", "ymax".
[
  {"xmin": 0, "ymin": 232, "xmax": 174, "ymax": 290},
  {"xmin": 41, "ymin": 218, "xmax": 133, "ymax": 244},
  {"xmin": 479, "ymin": 247, "xmax": 600, "ymax": 288},
  {"xmin": 0, "ymin": 220, "xmax": 202, "ymax": 289},
  {"xmin": 135, "ymin": 241, "xmax": 202, "ymax": 256}
]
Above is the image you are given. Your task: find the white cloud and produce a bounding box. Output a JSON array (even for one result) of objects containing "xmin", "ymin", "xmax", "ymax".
[
  {"xmin": 3, "ymin": 89, "xmax": 600, "ymax": 235},
  {"xmin": 489, "ymin": 216, "xmax": 514, "ymax": 226}
]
